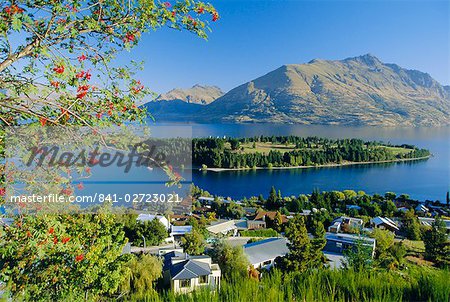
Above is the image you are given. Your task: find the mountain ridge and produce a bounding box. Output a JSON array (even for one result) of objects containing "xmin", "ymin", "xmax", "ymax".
[
  {"xmin": 144, "ymin": 54, "xmax": 450, "ymax": 126},
  {"xmin": 154, "ymin": 84, "xmax": 223, "ymax": 105}
]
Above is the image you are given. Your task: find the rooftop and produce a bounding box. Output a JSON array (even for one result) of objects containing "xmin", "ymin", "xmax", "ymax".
[
  {"xmin": 206, "ymin": 220, "xmax": 237, "ymax": 235},
  {"xmin": 170, "ymin": 225, "xmax": 193, "ymax": 236},
  {"xmin": 371, "ymin": 216, "xmax": 399, "ymax": 231},
  {"xmin": 243, "ymin": 237, "xmax": 289, "ymax": 265},
  {"xmin": 163, "ymin": 252, "xmax": 215, "ymax": 280},
  {"xmin": 326, "ymin": 233, "xmax": 376, "ymax": 246},
  {"xmin": 198, "ymin": 196, "xmax": 215, "ymax": 201},
  {"xmin": 253, "ymin": 211, "xmax": 288, "ymax": 223},
  {"xmin": 418, "ymin": 217, "xmax": 450, "ymax": 229}
]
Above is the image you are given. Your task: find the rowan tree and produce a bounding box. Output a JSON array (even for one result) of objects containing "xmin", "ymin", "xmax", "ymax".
[
  {"xmin": 0, "ymin": 0, "xmax": 219, "ymax": 127},
  {"xmin": 0, "ymin": 205, "xmax": 130, "ymax": 300},
  {"xmin": 0, "ymin": 0, "xmax": 219, "ymax": 199},
  {"xmin": 0, "ymin": 1, "xmax": 219, "ymax": 299}
]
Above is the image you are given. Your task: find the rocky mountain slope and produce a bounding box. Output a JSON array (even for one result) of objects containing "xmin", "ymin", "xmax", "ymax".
[
  {"xmin": 145, "ymin": 55, "xmax": 450, "ymax": 126},
  {"xmin": 155, "ymin": 84, "xmax": 223, "ymax": 105}
]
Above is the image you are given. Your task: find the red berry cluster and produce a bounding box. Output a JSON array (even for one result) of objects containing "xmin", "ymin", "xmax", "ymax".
[
  {"xmin": 131, "ymin": 80, "xmax": 144, "ymax": 94},
  {"xmin": 77, "ymin": 54, "xmax": 87, "ymax": 62},
  {"xmin": 212, "ymin": 11, "xmax": 219, "ymax": 22},
  {"xmin": 4, "ymin": 5, "xmax": 24, "ymax": 15},
  {"xmin": 61, "ymin": 188, "xmax": 73, "ymax": 195},
  {"xmin": 76, "ymin": 85, "xmax": 90, "ymax": 99},
  {"xmin": 53, "ymin": 65, "xmax": 65, "ymax": 74},
  {"xmin": 124, "ymin": 32, "xmax": 135, "ymax": 43},
  {"xmin": 76, "ymin": 70, "xmax": 91, "ymax": 80},
  {"xmin": 75, "ymin": 254, "xmax": 84, "ymax": 262}
]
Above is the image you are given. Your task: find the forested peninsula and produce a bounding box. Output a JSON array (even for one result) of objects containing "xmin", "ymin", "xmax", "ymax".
[{"xmin": 193, "ymin": 136, "xmax": 431, "ymax": 170}]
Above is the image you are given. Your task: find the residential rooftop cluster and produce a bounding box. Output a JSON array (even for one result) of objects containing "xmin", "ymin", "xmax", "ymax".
[{"xmin": 118, "ymin": 186, "xmax": 450, "ymax": 293}]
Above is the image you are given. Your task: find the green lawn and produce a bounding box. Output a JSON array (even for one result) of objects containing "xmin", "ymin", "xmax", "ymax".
[
  {"xmin": 400, "ymin": 239, "xmax": 425, "ymax": 253},
  {"xmin": 381, "ymin": 146, "xmax": 413, "ymax": 155},
  {"xmin": 239, "ymin": 142, "xmax": 297, "ymax": 154},
  {"xmin": 231, "ymin": 142, "xmax": 413, "ymax": 157}
]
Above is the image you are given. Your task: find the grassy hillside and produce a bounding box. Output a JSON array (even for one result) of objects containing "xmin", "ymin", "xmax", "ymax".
[{"xmin": 130, "ymin": 267, "xmax": 450, "ymax": 302}]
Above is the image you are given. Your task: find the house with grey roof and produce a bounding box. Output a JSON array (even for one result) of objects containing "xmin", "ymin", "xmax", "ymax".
[
  {"xmin": 243, "ymin": 237, "xmax": 289, "ymax": 270},
  {"xmin": 370, "ymin": 216, "xmax": 399, "ymax": 232},
  {"xmin": 162, "ymin": 251, "xmax": 221, "ymax": 294}
]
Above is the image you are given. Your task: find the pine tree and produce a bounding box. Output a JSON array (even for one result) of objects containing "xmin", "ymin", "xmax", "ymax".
[
  {"xmin": 282, "ymin": 215, "xmax": 311, "ymax": 272},
  {"xmin": 310, "ymin": 221, "xmax": 326, "ymax": 267},
  {"xmin": 266, "ymin": 186, "xmax": 279, "ymax": 210},
  {"xmin": 423, "ymin": 216, "xmax": 448, "ymax": 266}
]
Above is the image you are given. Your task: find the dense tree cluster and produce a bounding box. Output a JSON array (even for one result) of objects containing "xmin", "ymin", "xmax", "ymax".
[
  {"xmin": 193, "ymin": 136, "xmax": 430, "ymax": 168},
  {"xmin": 275, "ymin": 215, "xmax": 326, "ymax": 272},
  {"xmin": 423, "ymin": 216, "xmax": 450, "ymax": 267},
  {"xmin": 259, "ymin": 187, "xmax": 408, "ymax": 223},
  {"xmin": 208, "ymin": 241, "xmax": 250, "ymax": 278}
]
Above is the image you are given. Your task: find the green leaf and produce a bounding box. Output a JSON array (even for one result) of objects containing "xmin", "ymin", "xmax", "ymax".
[{"xmin": 12, "ymin": 16, "xmax": 22, "ymax": 31}]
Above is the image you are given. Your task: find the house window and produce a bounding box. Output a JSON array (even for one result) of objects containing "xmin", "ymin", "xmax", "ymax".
[
  {"xmin": 199, "ymin": 275, "xmax": 209, "ymax": 284},
  {"xmin": 179, "ymin": 279, "xmax": 191, "ymax": 288}
]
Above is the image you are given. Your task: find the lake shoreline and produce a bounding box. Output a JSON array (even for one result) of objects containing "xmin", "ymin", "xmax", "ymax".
[{"xmin": 200, "ymin": 155, "xmax": 432, "ymax": 172}]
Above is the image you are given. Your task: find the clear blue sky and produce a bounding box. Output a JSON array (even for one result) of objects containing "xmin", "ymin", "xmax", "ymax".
[{"xmin": 120, "ymin": 0, "xmax": 449, "ymax": 94}]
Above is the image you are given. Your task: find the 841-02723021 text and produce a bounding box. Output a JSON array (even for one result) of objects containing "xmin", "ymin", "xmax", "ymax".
[{"xmin": 96, "ymin": 193, "xmax": 183, "ymax": 203}]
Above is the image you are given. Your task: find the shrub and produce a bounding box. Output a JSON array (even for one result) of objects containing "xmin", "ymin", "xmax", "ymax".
[{"xmin": 240, "ymin": 228, "xmax": 278, "ymax": 237}]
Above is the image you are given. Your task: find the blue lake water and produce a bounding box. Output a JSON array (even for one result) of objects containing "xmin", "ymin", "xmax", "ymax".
[
  {"xmin": 79, "ymin": 123, "xmax": 449, "ymax": 203},
  {"xmin": 182, "ymin": 124, "xmax": 449, "ymax": 202}
]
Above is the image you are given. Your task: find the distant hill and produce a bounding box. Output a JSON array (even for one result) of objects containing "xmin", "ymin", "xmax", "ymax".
[
  {"xmin": 144, "ymin": 99, "xmax": 203, "ymax": 121},
  {"xmin": 145, "ymin": 55, "xmax": 450, "ymax": 126},
  {"xmin": 155, "ymin": 84, "xmax": 223, "ymax": 105}
]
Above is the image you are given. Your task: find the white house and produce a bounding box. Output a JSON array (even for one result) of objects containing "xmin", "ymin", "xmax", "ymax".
[
  {"xmin": 206, "ymin": 220, "xmax": 238, "ymax": 236},
  {"xmin": 162, "ymin": 251, "xmax": 221, "ymax": 294},
  {"xmin": 328, "ymin": 216, "xmax": 364, "ymax": 233},
  {"xmin": 243, "ymin": 237, "xmax": 289, "ymax": 270},
  {"xmin": 137, "ymin": 214, "xmax": 171, "ymax": 230}
]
